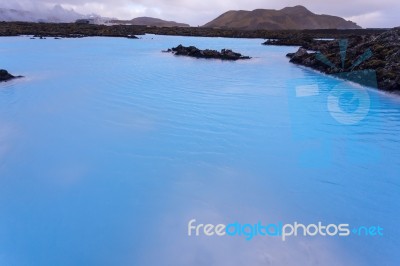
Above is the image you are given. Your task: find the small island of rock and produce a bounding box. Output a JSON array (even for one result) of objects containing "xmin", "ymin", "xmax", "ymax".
[
  {"xmin": 0, "ymin": 69, "xmax": 22, "ymax": 82},
  {"xmin": 165, "ymin": 45, "xmax": 251, "ymax": 60}
]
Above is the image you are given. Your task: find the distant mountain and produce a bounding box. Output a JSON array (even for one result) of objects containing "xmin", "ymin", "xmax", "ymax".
[
  {"xmin": 110, "ymin": 17, "xmax": 190, "ymax": 27},
  {"xmin": 203, "ymin": 5, "xmax": 361, "ymax": 30},
  {"xmin": 0, "ymin": 5, "xmax": 110, "ymax": 24},
  {"xmin": 0, "ymin": 8, "xmax": 36, "ymax": 22}
]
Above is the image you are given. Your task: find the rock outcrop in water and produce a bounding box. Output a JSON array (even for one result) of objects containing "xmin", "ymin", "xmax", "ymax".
[
  {"xmin": 0, "ymin": 69, "xmax": 22, "ymax": 82},
  {"xmin": 286, "ymin": 27, "xmax": 400, "ymax": 93},
  {"xmin": 165, "ymin": 45, "xmax": 251, "ymax": 60},
  {"xmin": 262, "ymin": 35, "xmax": 331, "ymax": 50}
]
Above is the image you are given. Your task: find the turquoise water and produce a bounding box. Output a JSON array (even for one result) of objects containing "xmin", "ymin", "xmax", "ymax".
[{"xmin": 0, "ymin": 35, "xmax": 399, "ymax": 265}]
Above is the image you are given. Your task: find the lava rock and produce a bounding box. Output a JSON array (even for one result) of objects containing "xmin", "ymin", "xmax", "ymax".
[
  {"xmin": 286, "ymin": 28, "xmax": 400, "ymax": 93},
  {"xmin": 0, "ymin": 69, "xmax": 22, "ymax": 82},
  {"xmin": 165, "ymin": 45, "xmax": 251, "ymax": 60},
  {"xmin": 263, "ymin": 36, "xmax": 330, "ymax": 50},
  {"xmin": 287, "ymin": 47, "xmax": 308, "ymax": 59},
  {"xmin": 0, "ymin": 22, "xmax": 388, "ymax": 39}
]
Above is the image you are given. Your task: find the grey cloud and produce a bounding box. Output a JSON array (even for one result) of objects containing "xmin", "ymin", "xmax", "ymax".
[{"xmin": 1, "ymin": 0, "xmax": 399, "ymax": 27}]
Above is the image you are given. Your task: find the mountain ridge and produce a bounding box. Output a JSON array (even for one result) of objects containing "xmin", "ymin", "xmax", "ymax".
[
  {"xmin": 0, "ymin": 5, "xmax": 111, "ymax": 24},
  {"xmin": 0, "ymin": 7, "xmax": 190, "ymax": 27},
  {"xmin": 110, "ymin": 17, "xmax": 190, "ymax": 27},
  {"xmin": 203, "ymin": 5, "xmax": 361, "ymax": 30}
]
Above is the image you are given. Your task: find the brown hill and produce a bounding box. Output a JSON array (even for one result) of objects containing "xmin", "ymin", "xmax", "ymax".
[
  {"xmin": 203, "ymin": 5, "xmax": 361, "ymax": 30},
  {"xmin": 110, "ymin": 17, "xmax": 189, "ymax": 27}
]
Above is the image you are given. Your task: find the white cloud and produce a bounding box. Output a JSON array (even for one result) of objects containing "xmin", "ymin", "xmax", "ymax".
[{"xmin": 345, "ymin": 12, "xmax": 383, "ymax": 28}]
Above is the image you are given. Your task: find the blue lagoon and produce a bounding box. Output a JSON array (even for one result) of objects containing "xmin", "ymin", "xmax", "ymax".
[{"xmin": 0, "ymin": 35, "xmax": 399, "ymax": 265}]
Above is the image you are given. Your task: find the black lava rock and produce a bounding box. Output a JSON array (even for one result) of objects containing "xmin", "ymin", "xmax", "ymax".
[
  {"xmin": 0, "ymin": 69, "xmax": 22, "ymax": 82},
  {"xmin": 286, "ymin": 28, "xmax": 400, "ymax": 93},
  {"xmin": 165, "ymin": 45, "xmax": 251, "ymax": 60}
]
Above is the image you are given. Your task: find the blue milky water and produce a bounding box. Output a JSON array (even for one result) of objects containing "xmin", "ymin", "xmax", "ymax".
[{"xmin": 0, "ymin": 35, "xmax": 399, "ymax": 266}]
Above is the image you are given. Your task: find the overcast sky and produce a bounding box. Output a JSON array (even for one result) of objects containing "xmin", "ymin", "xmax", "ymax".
[{"xmin": 2, "ymin": 0, "xmax": 399, "ymax": 28}]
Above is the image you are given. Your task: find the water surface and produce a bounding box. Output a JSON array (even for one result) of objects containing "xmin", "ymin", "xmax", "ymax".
[{"xmin": 0, "ymin": 35, "xmax": 399, "ymax": 266}]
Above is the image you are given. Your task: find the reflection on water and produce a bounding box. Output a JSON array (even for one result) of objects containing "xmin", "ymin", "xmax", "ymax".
[{"xmin": 0, "ymin": 35, "xmax": 399, "ymax": 266}]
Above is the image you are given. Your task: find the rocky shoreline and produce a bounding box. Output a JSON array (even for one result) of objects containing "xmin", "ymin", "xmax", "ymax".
[
  {"xmin": 285, "ymin": 28, "xmax": 400, "ymax": 93},
  {"xmin": 0, "ymin": 22, "xmax": 398, "ymax": 92},
  {"xmin": 0, "ymin": 69, "xmax": 22, "ymax": 82},
  {"xmin": 165, "ymin": 45, "xmax": 251, "ymax": 60},
  {"xmin": 262, "ymin": 36, "xmax": 332, "ymax": 50},
  {"xmin": 0, "ymin": 22, "xmax": 387, "ymax": 39}
]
